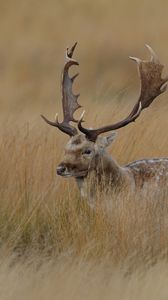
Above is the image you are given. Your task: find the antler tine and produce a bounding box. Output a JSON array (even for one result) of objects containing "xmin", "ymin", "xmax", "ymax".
[
  {"xmin": 129, "ymin": 56, "xmax": 141, "ymax": 64},
  {"xmin": 78, "ymin": 45, "xmax": 168, "ymax": 142},
  {"xmin": 145, "ymin": 44, "xmax": 160, "ymax": 63},
  {"xmin": 41, "ymin": 42, "xmax": 81, "ymax": 137},
  {"xmin": 67, "ymin": 42, "xmax": 77, "ymax": 58}
]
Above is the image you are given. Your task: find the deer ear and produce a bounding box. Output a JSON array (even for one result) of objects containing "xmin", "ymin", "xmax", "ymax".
[{"xmin": 97, "ymin": 132, "xmax": 117, "ymax": 149}]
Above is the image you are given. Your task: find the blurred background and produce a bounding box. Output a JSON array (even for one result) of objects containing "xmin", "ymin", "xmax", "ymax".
[
  {"xmin": 1, "ymin": 0, "xmax": 168, "ymax": 120},
  {"xmin": 1, "ymin": 2, "xmax": 168, "ymax": 294}
]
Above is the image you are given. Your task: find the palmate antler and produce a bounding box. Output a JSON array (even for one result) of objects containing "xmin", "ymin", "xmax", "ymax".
[
  {"xmin": 41, "ymin": 42, "xmax": 81, "ymax": 136},
  {"xmin": 42, "ymin": 44, "xmax": 167, "ymax": 141},
  {"xmin": 78, "ymin": 45, "xmax": 168, "ymax": 142}
]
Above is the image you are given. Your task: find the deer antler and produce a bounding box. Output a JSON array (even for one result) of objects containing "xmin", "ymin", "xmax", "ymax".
[
  {"xmin": 41, "ymin": 42, "xmax": 81, "ymax": 136},
  {"xmin": 78, "ymin": 45, "xmax": 168, "ymax": 142}
]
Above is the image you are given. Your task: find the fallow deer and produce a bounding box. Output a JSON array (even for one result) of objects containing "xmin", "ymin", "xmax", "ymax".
[{"xmin": 41, "ymin": 43, "xmax": 168, "ymax": 204}]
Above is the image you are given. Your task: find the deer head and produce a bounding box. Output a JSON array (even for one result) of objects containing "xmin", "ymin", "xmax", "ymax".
[{"xmin": 41, "ymin": 43, "xmax": 168, "ymax": 179}]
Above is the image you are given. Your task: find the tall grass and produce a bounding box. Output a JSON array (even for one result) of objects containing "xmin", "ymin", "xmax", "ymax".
[
  {"xmin": 0, "ymin": 108, "xmax": 168, "ymax": 298},
  {"xmin": 0, "ymin": 101, "xmax": 168, "ymax": 262}
]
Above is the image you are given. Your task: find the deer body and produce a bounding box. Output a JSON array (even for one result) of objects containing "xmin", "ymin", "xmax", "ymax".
[
  {"xmin": 42, "ymin": 43, "xmax": 168, "ymax": 204},
  {"xmin": 127, "ymin": 158, "xmax": 168, "ymax": 190},
  {"xmin": 76, "ymin": 157, "xmax": 168, "ymax": 202}
]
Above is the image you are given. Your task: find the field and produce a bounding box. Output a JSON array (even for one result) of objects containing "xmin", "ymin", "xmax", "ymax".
[{"xmin": 1, "ymin": 0, "xmax": 168, "ymax": 299}]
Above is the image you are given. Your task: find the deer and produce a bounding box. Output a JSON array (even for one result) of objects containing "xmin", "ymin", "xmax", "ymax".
[{"xmin": 41, "ymin": 43, "xmax": 168, "ymax": 206}]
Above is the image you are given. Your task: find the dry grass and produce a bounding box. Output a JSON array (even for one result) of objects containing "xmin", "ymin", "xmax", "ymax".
[
  {"xmin": 0, "ymin": 102, "xmax": 168, "ymax": 259},
  {"xmin": 1, "ymin": 256, "xmax": 168, "ymax": 300},
  {"xmin": 0, "ymin": 102, "xmax": 168, "ymax": 288},
  {"xmin": 0, "ymin": 101, "xmax": 168, "ymax": 298},
  {"xmin": 1, "ymin": 0, "xmax": 168, "ymax": 298}
]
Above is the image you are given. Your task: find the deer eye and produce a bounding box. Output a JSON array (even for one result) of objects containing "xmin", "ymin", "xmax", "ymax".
[{"xmin": 82, "ymin": 149, "xmax": 92, "ymax": 155}]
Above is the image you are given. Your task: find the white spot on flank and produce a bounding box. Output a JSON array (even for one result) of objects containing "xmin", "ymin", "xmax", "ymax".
[
  {"xmin": 128, "ymin": 158, "xmax": 168, "ymax": 167},
  {"xmin": 133, "ymin": 167, "xmax": 140, "ymax": 171}
]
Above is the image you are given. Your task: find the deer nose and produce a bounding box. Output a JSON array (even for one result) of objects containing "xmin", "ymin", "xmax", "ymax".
[{"xmin": 57, "ymin": 165, "xmax": 66, "ymax": 175}]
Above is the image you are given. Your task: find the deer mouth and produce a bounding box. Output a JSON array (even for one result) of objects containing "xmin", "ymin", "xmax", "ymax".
[
  {"xmin": 72, "ymin": 171, "xmax": 88, "ymax": 178},
  {"xmin": 62, "ymin": 171, "xmax": 88, "ymax": 178},
  {"xmin": 56, "ymin": 165, "xmax": 88, "ymax": 178}
]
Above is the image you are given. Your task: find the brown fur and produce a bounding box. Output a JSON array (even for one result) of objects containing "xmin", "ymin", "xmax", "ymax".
[
  {"xmin": 56, "ymin": 134, "xmax": 168, "ymax": 203},
  {"xmin": 126, "ymin": 158, "xmax": 168, "ymax": 190}
]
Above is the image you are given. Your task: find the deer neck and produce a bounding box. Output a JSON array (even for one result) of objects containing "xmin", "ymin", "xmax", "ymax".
[
  {"xmin": 94, "ymin": 151, "xmax": 126, "ymax": 187},
  {"xmin": 76, "ymin": 151, "xmax": 130, "ymax": 204}
]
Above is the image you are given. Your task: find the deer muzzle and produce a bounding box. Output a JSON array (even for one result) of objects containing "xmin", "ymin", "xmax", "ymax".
[
  {"xmin": 57, "ymin": 164, "xmax": 67, "ymax": 176},
  {"xmin": 56, "ymin": 162, "xmax": 88, "ymax": 178}
]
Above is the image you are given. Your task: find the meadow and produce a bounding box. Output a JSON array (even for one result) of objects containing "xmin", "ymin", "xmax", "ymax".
[{"xmin": 1, "ymin": 0, "xmax": 168, "ymax": 299}]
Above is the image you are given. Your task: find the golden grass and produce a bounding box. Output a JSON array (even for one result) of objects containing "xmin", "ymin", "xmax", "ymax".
[
  {"xmin": 0, "ymin": 255, "xmax": 168, "ymax": 300},
  {"xmin": 0, "ymin": 99, "xmax": 168, "ymax": 298},
  {"xmin": 0, "ymin": 75, "xmax": 168, "ymax": 300},
  {"xmin": 0, "ymin": 101, "xmax": 168, "ymax": 261}
]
